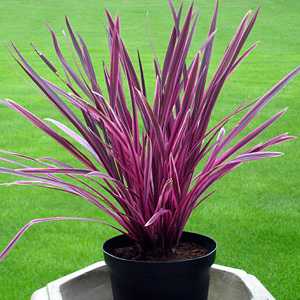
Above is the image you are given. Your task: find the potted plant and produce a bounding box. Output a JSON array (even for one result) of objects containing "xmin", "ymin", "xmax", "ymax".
[{"xmin": 0, "ymin": 1, "xmax": 299, "ymax": 300}]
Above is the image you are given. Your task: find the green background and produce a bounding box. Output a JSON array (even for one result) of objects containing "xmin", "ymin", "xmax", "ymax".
[{"xmin": 0, "ymin": 0, "xmax": 299, "ymax": 299}]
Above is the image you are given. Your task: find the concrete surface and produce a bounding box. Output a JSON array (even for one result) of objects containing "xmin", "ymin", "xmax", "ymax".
[{"xmin": 31, "ymin": 262, "xmax": 275, "ymax": 300}]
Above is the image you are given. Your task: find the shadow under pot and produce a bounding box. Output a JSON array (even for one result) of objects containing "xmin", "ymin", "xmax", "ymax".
[{"xmin": 103, "ymin": 231, "xmax": 217, "ymax": 300}]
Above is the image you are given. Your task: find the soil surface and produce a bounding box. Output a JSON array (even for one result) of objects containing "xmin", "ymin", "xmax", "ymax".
[{"xmin": 112, "ymin": 241, "xmax": 208, "ymax": 261}]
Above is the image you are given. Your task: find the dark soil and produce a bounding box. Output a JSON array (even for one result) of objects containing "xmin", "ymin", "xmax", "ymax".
[{"xmin": 111, "ymin": 241, "xmax": 208, "ymax": 261}]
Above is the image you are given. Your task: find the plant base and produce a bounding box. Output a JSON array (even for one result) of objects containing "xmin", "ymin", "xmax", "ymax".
[{"xmin": 103, "ymin": 232, "xmax": 216, "ymax": 300}]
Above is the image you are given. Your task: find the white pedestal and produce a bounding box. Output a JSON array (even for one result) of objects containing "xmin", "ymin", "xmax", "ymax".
[{"xmin": 31, "ymin": 262, "xmax": 274, "ymax": 300}]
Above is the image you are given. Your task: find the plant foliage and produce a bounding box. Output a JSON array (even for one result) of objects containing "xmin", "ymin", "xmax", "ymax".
[{"xmin": 1, "ymin": 1, "xmax": 299, "ymax": 260}]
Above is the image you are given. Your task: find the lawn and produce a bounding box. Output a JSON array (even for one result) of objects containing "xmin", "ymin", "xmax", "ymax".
[{"xmin": 0, "ymin": 0, "xmax": 299, "ymax": 299}]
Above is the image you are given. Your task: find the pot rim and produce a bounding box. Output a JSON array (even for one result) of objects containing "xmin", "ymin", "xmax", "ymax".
[{"xmin": 103, "ymin": 231, "xmax": 217, "ymax": 264}]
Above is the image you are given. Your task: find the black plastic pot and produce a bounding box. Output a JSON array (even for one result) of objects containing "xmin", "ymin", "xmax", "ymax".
[{"xmin": 103, "ymin": 232, "xmax": 216, "ymax": 300}]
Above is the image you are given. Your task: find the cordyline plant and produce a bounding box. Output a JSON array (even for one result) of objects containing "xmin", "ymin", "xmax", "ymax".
[{"xmin": 0, "ymin": 1, "xmax": 299, "ymax": 260}]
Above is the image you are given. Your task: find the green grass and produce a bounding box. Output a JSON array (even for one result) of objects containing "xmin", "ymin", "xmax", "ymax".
[{"xmin": 0, "ymin": 0, "xmax": 299, "ymax": 299}]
